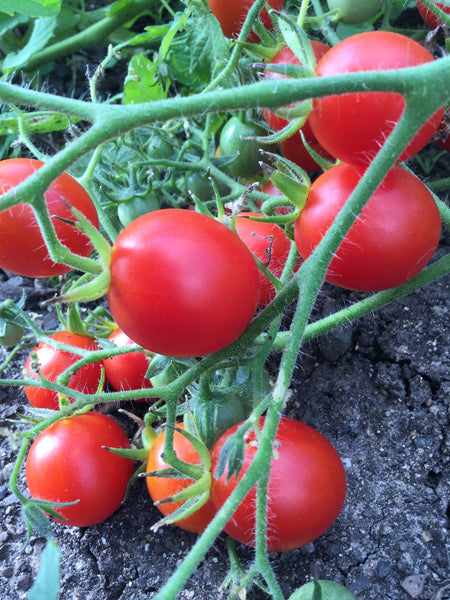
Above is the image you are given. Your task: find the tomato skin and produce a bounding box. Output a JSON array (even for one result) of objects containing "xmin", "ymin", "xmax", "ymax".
[
  {"xmin": 146, "ymin": 424, "xmax": 216, "ymax": 534},
  {"xmin": 210, "ymin": 417, "xmax": 347, "ymax": 551},
  {"xmin": 219, "ymin": 117, "xmax": 268, "ymax": 178},
  {"xmin": 235, "ymin": 212, "xmax": 299, "ymax": 307},
  {"xmin": 107, "ymin": 209, "xmax": 260, "ymax": 358},
  {"xmin": 0, "ymin": 158, "xmax": 99, "ymax": 278},
  {"xmin": 102, "ymin": 328, "xmax": 152, "ymax": 395},
  {"xmin": 26, "ymin": 412, "xmax": 134, "ymax": 527},
  {"xmin": 294, "ymin": 163, "xmax": 441, "ymax": 292},
  {"xmin": 207, "ymin": 0, "xmax": 284, "ymax": 40},
  {"xmin": 327, "ymin": 0, "xmax": 383, "ymax": 24},
  {"xmin": 309, "ymin": 32, "xmax": 445, "ymax": 167},
  {"xmin": 262, "ymin": 42, "xmax": 332, "ymax": 172},
  {"xmin": 23, "ymin": 331, "xmax": 103, "ymax": 410},
  {"xmin": 416, "ymin": 0, "xmax": 450, "ymax": 28}
]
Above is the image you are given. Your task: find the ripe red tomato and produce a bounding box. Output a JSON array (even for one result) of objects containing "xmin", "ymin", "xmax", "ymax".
[
  {"xmin": 416, "ymin": 0, "xmax": 450, "ymax": 28},
  {"xmin": 207, "ymin": 0, "xmax": 284, "ymax": 40},
  {"xmin": 107, "ymin": 209, "xmax": 260, "ymax": 358},
  {"xmin": 309, "ymin": 31, "xmax": 445, "ymax": 166},
  {"xmin": 294, "ymin": 163, "xmax": 441, "ymax": 292},
  {"xmin": 26, "ymin": 412, "xmax": 134, "ymax": 527},
  {"xmin": 235, "ymin": 212, "xmax": 299, "ymax": 307},
  {"xmin": 146, "ymin": 424, "xmax": 216, "ymax": 533},
  {"xmin": 23, "ymin": 331, "xmax": 104, "ymax": 410},
  {"xmin": 262, "ymin": 42, "xmax": 333, "ymax": 172},
  {"xmin": 0, "ymin": 158, "xmax": 99, "ymax": 278},
  {"xmin": 210, "ymin": 417, "xmax": 347, "ymax": 551},
  {"xmin": 102, "ymin": 328, "xmax": 152, "ymax": 395}
]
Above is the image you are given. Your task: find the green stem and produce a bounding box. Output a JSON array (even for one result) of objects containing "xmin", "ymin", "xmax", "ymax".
[{"xmin": 18, "ymin": 0, "xmax": 160, "ymax": 74}]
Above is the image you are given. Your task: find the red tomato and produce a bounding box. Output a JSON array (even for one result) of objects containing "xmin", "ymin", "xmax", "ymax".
[
  {"xmin": 0, "ymin": 158, "xmax": 99, "ymax": 278},
  {"xmin": 416, "ymin": 0, "xmax": 450, "ymax": 28},
  {"xmin": 235, "ymin": 212, "xmax": 299, "ymax": 307},
  {"xmin": 102, "ymin": 328, "xmax": 152, "ymax": 395},
  {"xmin": 146, "ymin": 424, "xmax": 216, "ymax": 533},
  {"xmin": 210, "ymin": 417, "xmax": 347, "ymax": 551},
  {"xmin": 107, "ymin": 209, "xmax": 260, "ymax": 358},
  {"xmin": 309, "ymin": 31, "xmax": 445, "ymax": 166},
  {"xmin": 23, "ymin": 331, "xmax": 103, "ymax": 410},
  {"xmin": 26, "ymin": 412, "xmax": 134, "ymax": 527},
  {"xmin": 207, "ymin": 0, "xmax": 284, "ymax": 40},
  {"xmin": 262, "ymin": 42, "xmax": 333, "ymax": 172},
  {"xmin": 294, "ymin": 163, "xmax": 441, "ymax": 292}
]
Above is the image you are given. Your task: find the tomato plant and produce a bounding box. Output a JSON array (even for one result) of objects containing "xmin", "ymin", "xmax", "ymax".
[
  {"xmin": 102, "ymin": 328, "xmax": 152, "ymax": 395},
  {"xmin": 117, "ymin": 193, "xmax": 160, "ymax": 228},
  {"xmin": 219, "ymin": 117, "xmax": 268, "ymax": 178},
  {"xmin": 235, "ymin": 212, "xmax": 299, "ymax": 307},
  {"xmin": 327, "ymin": 0, "xmax": 383, "ymax": 23},
  {"xmin": 146, "ymin": 424, "xmax": 215, "ymax": 533},
  {"xmin": 107, "ymin": 208, "xmax": 260, "ymax": 358},
  {"xmin": 25, "ymin": 412, "xmax": 134, "ymax": 527},
  {"xmin": 294, "ymin": 163, "xmax": 441, "ymax": 292},
  {"xmin": 416, "ymin": 0, "xmax": 450, "ymax": 28},
  {"xmin": 262, "ymin": 42, "xmax": 333, "ymax": 172},
  {"xmin": 210, "ymin": 417, "xmax": 347, "ymax": 551},
  {"xmin": 0, "ymin": 158, "xmax": 99, "ymax": 278},
  {"xmin": 207, "ymin": 0, "xmax": 284, "ymax": 40},
  {"xmin": 288, "ymin": 580, "xmax": 357, "ymax": 600},
  {"xmin": 309, "ymin": 31, "xmax": 445, "ymax": 166},
  {"xmin": 23, "ymin": 331, "xmax": 103, "ymax": 410}
]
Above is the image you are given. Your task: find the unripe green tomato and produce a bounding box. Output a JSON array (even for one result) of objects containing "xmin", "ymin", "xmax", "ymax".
[
  {"xmin": 147, "ymin": 133, "xmax": 174, "ymax": 160},
  {"xmin": 288, "ymin": 580, "xmax": 357, "ymax": 600},
  {"xmin": 327, "ymin": 0, "xmax": 383, "ymax": 23},
  {"xmin": 117, "ymin": 194, "xmax": 160, "ymax": 227},
  {"xmin": 0, "ymin": 322, "xmax": 24, "ymax": 347},
  {"xmin": 186, "ymin": 172, "xmax": 229, "ymax": 202},
  {"xmin": 219, "ymin": 117, "xmax": 268, "ymax": 178}
]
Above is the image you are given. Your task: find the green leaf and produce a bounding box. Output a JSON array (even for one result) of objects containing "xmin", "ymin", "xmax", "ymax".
[
  {"xmin": 123, "ymin": 53, "xmax": 168, "ymax": 105},
  {"xmin": 0, "ymin": 0, "xmax": 60, "ymax": 18},
  {"xmin": 3, "ymin": 17, "xmax": 56, "ymax": 72},
  {"xmin": 0, "ymin": 111, "xmax": 81, "ymax": 136},
  {"xmin": 27, "ymin": 541, "xmax": 60, "ymax": 600}
]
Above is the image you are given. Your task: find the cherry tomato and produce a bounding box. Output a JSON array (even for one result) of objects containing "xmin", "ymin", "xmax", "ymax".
[
  {"xmin": 327, "ymin": 0, "xmax": 383, "ymax": 24},
  {"xmin": 219, "ymin": 117, "xmax": 268, "ymax": 178},
  {"xmin": 309, "ymin": 31, "xmax": 445, "ymax": 167},
  {"xmin": 235, "ymin": 212, "xmax": 299, "ymax": 307},
  {"xmin": 23, "ymin": 331, "xmax": 104, "ymax": 410},
  {"xmin": 0, "ymin": 158, "xmax": 99, "ymax": 278},
  {"xmin": 294, "ymin": 163, "xmax": 441, "ymax": 292},
  {"xmin": 210, "ymin": 417, "xmax": 347, "ymax": 551},
  {"xmin": 107, "ymin": 209, "xmax": 260, "ymax": 358},
  {"xmin": 102, "ymin": 328, "xmax": 152, "ymax": 395},
  {"xmin": 146, "ymin": 424, "xmax": 216, "ymax": 533},
  {"xmin": 262, "ymin": 42, "xmax": 333, "ymax": 172},
  {"xmin": 26, "ymin": 412, "xmax": 134, "ymax": 527},
  {"xmin": 416, "ymin": 0, "xmax": 450, "ymax": 28},
  {"xmin": 117, "ymin": 193, "xmax": 160, "ymax": 228},
  {"xmin": 207, "ymin": 0, "xmax": 284, "ymax": 40}
]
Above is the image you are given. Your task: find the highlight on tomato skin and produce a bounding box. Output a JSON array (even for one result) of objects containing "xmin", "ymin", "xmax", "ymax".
[
  {"xmin": 210, "ymin": 417, "xmax": 347, "ymax": 552},
  {"xmin": 0, "ymin": 158, "xmax": 99, "ymax": 278},
  {"xmin": 145, "ymin": 424, "xmax": 216, "ymax": 534},
  {"xmin": 207, "ymin": 0, "xmax": 285, "ymax": 41},
  {"xmin": 308, "ymin": 31, "xmax": 445, "ymax": 167},
  {"xmin": 416, "ymin": 0, "xmax": 450, "ymax": 28},
  {"xmin": 293, "ymin": 163, "xmax": 442, "ymax": 292},
  {"xmin": 261, "ymin": 41, "xmax": 333, "ymax": 172},
  {"xmin": 107, "ymin": 208, "xmax": 261, "ymax": 358},
  {"xmin": 235, "ymin": 212, "xmax": 300, "ymax": 307},
  {"xmin": 23, "ymin": 331, "xmax": 104, "ymax": 410},
  {"xmin": 25, "ymin": 412, "xmax": 134, "ymax": 527},
  {"xmin": 102, "ymin": 327, "xmax": 153, "ymax": 395}
]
